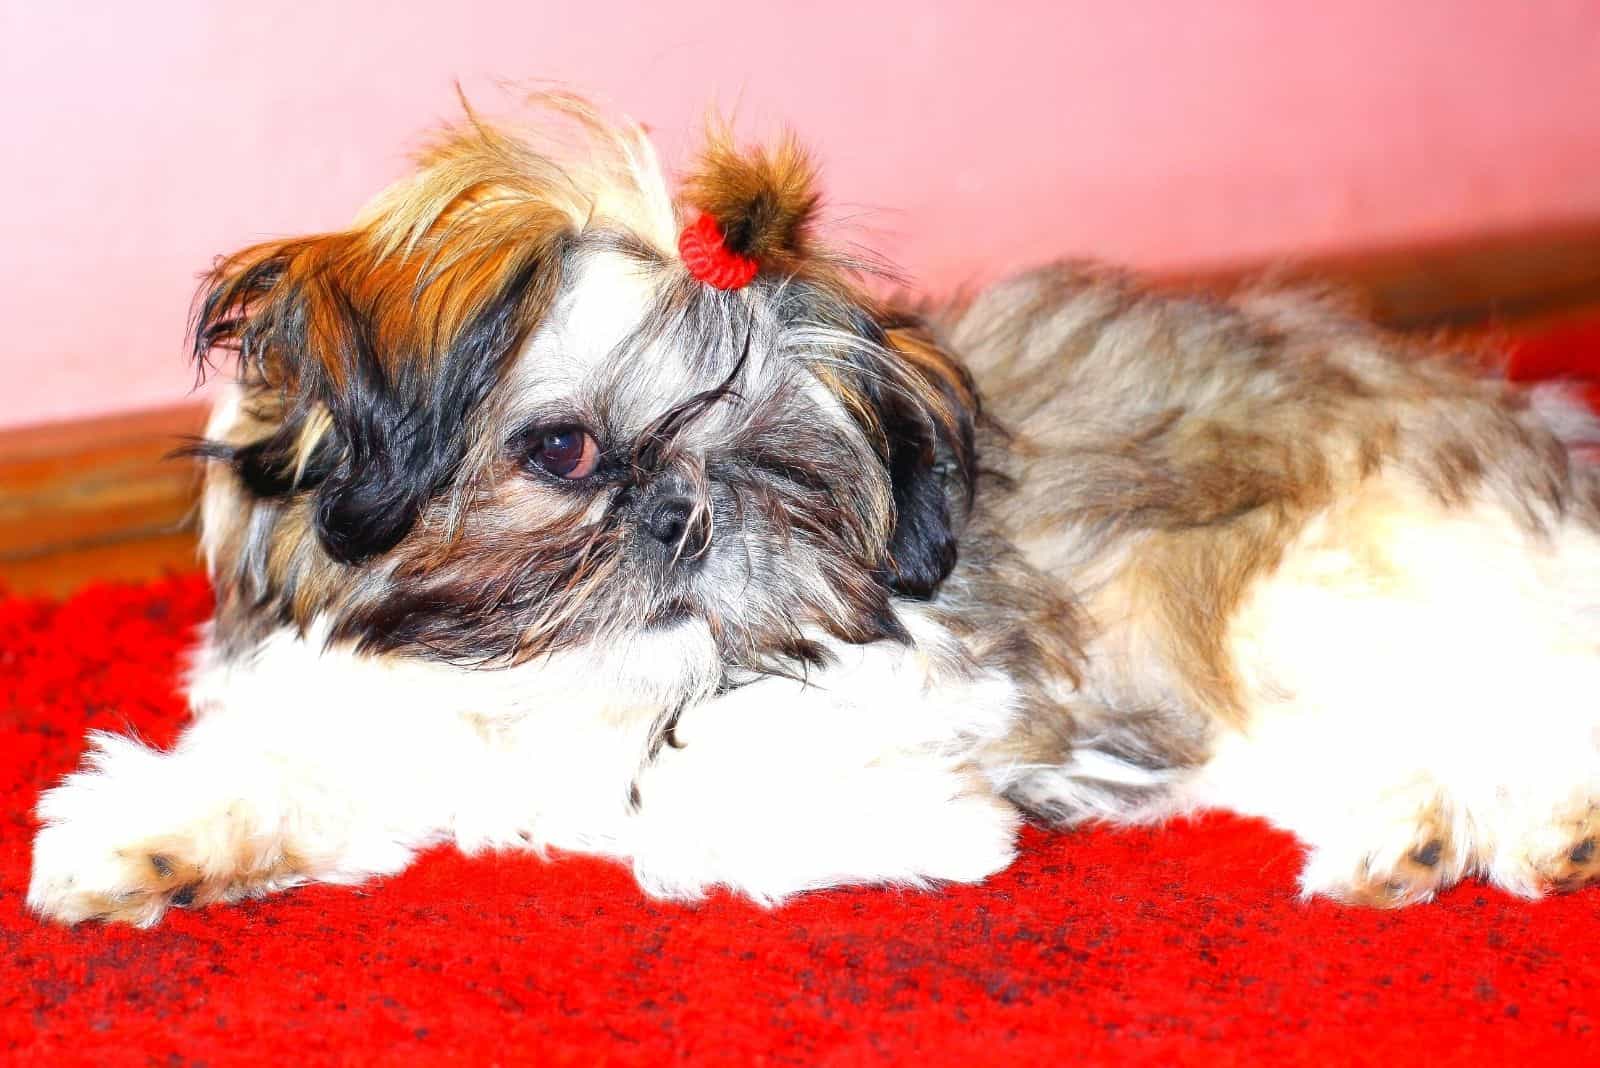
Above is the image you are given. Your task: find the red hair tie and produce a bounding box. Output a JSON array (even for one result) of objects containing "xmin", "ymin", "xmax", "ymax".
[{"xmin": 678, "ymin": 214, "xmax": 759, "ymax": 291}]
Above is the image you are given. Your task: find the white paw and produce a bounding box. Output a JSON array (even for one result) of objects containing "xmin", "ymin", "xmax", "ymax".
[
  {"xmin": 627, "ymin": 783, "xmax": 1020, "ymax": 906},
  {"xmin": 884, "ymin": 787, "xmax": 1022, "ymax": 885},
  {"xmin": 1480, "ymin": 790, "xmax": 1600, "ymax": 898},
  {"xmin": 1292, "ymin": 779, "xmax": 1600, "ymax": 907},
  {"xmin": 1296, "ymin": 794, "xmax": 1469, "ymax": 908},
  {"xmin": 29, "ymin": 733, "xmax": 298, "ymax": 926},
  {"xmin": 31, "ymin": 735, "xmax": 170, "ymax": 924},
  {"xmin": 29, "ymin": 815, "xmax": 194, "ymax": 927}
]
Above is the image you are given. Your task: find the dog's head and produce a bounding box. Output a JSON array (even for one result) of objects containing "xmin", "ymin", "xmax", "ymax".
[{"xmin": 193, "ymin": 97, "xmax": 977, "ymax": 681}]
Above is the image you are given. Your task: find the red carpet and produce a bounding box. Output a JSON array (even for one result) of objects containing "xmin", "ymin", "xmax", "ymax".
[{"xmin": 4, "ymin": 317, "xmax": 1600, "ymax": 1065}]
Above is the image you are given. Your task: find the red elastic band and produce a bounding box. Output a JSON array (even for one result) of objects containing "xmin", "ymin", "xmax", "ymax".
[{"xmin": 678, "ymin": 214, "xmax": 759, "ymax": 291}]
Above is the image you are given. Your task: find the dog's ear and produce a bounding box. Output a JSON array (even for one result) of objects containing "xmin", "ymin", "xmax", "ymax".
[
  {"xmin": 192, "ymin": 198, "xmax": 572, "ymax": 565},
  {"xmin": 868, "ymin": 317, "xmax": 980, "ymax": 599},
  {"xmin": 682, "ymin": 128, "xmax": 975, "ymax": 598}
]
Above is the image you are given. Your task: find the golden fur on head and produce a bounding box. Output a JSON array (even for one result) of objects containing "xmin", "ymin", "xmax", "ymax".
[{"xmin": 199, "ymin": 93, "xmax": 678, "ymax": 392}]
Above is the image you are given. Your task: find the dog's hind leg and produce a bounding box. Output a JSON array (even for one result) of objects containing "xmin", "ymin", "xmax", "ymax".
[{"xmin": 1192, "ymin": 475, "xmax": 1600, "ymax": 906}]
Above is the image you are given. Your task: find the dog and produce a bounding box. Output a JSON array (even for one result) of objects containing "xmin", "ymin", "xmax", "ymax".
[{"xmin": 29, "ymin": 96, "xmax": 1600, "ymax": 925}]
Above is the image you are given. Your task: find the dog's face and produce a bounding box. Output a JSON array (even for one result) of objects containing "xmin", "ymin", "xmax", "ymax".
[{"xmin": 194, "ymin": 102, "xmax": 977, "ymax": 687}]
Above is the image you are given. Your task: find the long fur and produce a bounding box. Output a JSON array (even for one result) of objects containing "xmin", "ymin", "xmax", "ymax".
[
  {"xmin": 28, "ymin": 98, "xmax": 1600, "ymax": 926},
  {"xmin": 680, "ymin": 124, "xmax": 819, "ymax": 271}
]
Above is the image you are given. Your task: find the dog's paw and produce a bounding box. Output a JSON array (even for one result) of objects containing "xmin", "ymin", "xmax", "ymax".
[
  {"xmin": 1297, "ymin": 799, "xmax": 1469, "ymax": 908},
  {"xmin": 29, "ymin": 735, "xmax": 303, "ymax": 926},
  {"xmin": 30, "ymin": 812, "xmax": 304, "ymax": 927},
  {"xmin": 1487, "ymin": 795, "xmax": 1600, "ymax": 898},
  {"xmin": 895, "ymin": 787, "xmax": 1021, "ymax": 886},
  {"xmin": 29, "ymin": 737, "xmax": 197, "ymax": 925},
  {"xmin": 29, "ymin": 820, "xmax": 211, "ymax": 927},
  {"xmin": 629, "ymin": 783, "xmax": 1019, "ymax": 907}
]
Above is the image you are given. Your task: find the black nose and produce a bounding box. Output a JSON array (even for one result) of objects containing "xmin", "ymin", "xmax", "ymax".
[{"xmin": 644, "ymin": 495, "xmax": 694, "ymax": 547}]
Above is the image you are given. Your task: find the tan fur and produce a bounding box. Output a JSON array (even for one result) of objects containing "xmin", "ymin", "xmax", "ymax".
[
  {"xmin": 1329, "ymin": 803, "xmax": 1462, "ymax": 908},
  {"xmin": 946, "ymin": 265, "xmax": 1598, "ymax": 751},
  {"xmin": 680, "ymin": 124, "xmax": 819, "ymax": 272},
  {"xmin": 1529, "ymin": 802, "xmax": 1600, "ymax": 893},
  {"xmin": 72, "ymin": 837, "xmax": 304, "ymax": 927}
]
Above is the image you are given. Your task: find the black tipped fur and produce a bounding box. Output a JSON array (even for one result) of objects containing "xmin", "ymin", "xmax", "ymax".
[
  {"xmin": 191, "ymin": 242, "xmax": 563, "ymax": 564},
  {"xmin": 859, "ymin": 313, "xmax": 980, "ymax": 600}
]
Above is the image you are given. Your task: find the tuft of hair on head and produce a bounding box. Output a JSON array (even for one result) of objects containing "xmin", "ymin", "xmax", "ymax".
[{"xmin": 680, "ymin": 122, "xmax": 821, "ymax": 278}]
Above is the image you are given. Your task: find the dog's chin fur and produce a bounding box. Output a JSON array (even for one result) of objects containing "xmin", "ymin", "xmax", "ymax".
[{"xmin": 28, "ymin": 98, "xmax": 1600, "ymax": 926}]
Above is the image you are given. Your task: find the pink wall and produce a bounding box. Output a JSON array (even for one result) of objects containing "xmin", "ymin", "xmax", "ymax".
[{"xmin": 5, "ymin": 1, "xmax": 1599, "ymax": 429}]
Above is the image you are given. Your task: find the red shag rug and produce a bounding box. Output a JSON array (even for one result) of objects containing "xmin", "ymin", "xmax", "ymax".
[{"xmin": 4, "ymin": 317, "xmax": 1600, "ymax": 1066}]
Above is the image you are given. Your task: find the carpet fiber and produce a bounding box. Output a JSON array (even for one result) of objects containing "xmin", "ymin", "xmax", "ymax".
[{"xmin": 4, "ymin": 318, "xmax": 1600, "ymax": 1065}]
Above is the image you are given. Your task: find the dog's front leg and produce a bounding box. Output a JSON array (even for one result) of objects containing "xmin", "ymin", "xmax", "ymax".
[
  {"xmin": 619, "ymin": 655, "xmax": 1023, "ymax": 905},
  {"xmin": 28, "ymin": 682, "xmax": 470, "ymax": 926}
]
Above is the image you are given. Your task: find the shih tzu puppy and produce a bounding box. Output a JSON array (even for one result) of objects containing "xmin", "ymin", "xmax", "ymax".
[{"xmin": 29, "ymin": 96, "xmax": 1600, "ymax": 926}]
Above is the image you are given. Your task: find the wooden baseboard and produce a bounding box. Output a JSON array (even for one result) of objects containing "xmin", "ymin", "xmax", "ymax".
[
  {"xmin": 1185, "ymin": 218, "xmax": 1600, "ymax": 330},
  {"xmin": 4, "ymin": 220, "xmax": 1600, "ymax": 597},
  {"xmin": 0, "ymin": 404, "xmax": 208, "ymax": 596}
]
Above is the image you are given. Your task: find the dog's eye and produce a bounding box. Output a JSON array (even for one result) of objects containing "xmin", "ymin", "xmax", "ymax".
[{"xmin": 530, "ymin": 427, "xmax": 599, "ymax": 480}]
